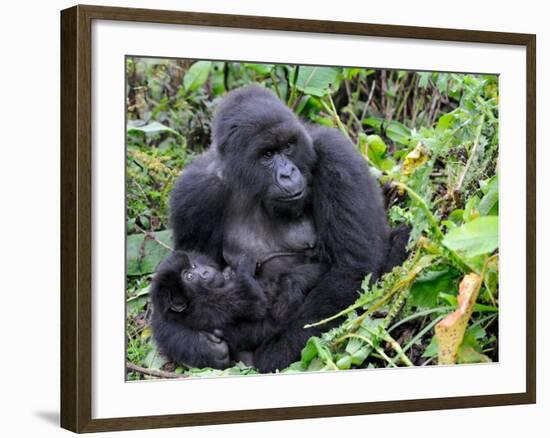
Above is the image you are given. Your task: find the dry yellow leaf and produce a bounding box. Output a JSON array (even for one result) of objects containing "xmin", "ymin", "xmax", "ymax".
[
  {"xmin": 403, "ymin": 142, "xmax": 429, "ymax": 176},
  {"xmin": 435, "ymin": 273, "xmax": 482, "ymax": 365}
]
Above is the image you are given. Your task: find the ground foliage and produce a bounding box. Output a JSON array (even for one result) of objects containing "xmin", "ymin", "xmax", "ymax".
[{"xmin": 125, "ymin": 57, "xmax": 499, "ymax": 380}]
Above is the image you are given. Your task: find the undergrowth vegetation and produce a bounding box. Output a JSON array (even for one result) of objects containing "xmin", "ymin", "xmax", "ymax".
[{"xmin": 125, "ymin": 58, "xmax": 499, "ymax": 379}]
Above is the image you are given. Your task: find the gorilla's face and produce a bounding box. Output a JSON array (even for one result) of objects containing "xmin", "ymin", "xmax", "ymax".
[
  {"xmin": 213, "ymin": 87, "xmax": 317, "ymax": 218},
  {"xmin": 179, "ymin": 252, "xmax": 225, "ymax": 289},
  {"xmin": 159, "ymin": 251, "xmax": 225, "ymax": 314},
  {"xmin": 180, "ymin": 260, "xmax": 225, "ymax": 289},
  {"xmin": 256, "ymin": 124, "xmax": 314, "ymax": 217}
]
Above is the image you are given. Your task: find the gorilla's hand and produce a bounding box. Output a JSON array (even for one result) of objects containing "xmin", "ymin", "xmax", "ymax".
[
  {"xmin": 234, "ymin": 351, "xmax": 255, "ymax": 367},
  {"xmin": 270, "ymin": 276, "xmax": 303, "ymax": 321},
  {"xmin": 253, "ymin": 331, "xmax": 303, "ymax": 373},
  {"xmin": 235, "ymin": 254, "xmax": 257, "ymax": 277},
  {"xmin": 199, "ymin": 330, "xmax": 230, "ymax": 369}
]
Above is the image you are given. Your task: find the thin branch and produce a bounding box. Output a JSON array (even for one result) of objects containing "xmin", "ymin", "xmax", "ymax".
[
  {"xmin": 126, "ymin": 361, "xmax": 186, "ymax": 379},
  {"xmin": 360, "ymin": 81, "xmax": 376, "ymax": 121},
  {"xmin": 134, "ymin": 223, "xmax": 173, "ymax": 251}
]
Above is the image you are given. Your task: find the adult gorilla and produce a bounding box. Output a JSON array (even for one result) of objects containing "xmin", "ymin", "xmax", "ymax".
[{"xmin": 157, "ymin": 86, "xmax": 404, "ymax": 372}]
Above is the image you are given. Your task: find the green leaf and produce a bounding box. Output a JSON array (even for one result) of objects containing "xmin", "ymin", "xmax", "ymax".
[
  {"xmin": 437, "ymin": 112, "xmax": 455, "ymax": 130},
  {"xmin": 442, "ymin": 216, "xmax": 498, "ymax": 258},
  {"xmin": 362, "ymin": 117, "xmax": 412, "ymax": 146},
  {"xmin": 457, "ymin": 332, "xmax": 491, "ymax": 364},
  {"xmin": 294, "ymin": 66, "xmax": 340, "ymax": 97},
  {"xmin": 479, "ymin": 175, "xmax": 499, "ymax": 216},
  {"xmin": 300, "ymin": 337, "xmax": 320, "ymax": 366},
  {"xmin": 143, "ymin": 340, "xmax": 168, "ymax": 370},
  {"xmin": 422, "ymin": 336, "xmax": 438, "ymax": 358},
  {"xmin": 335, "ymin": 354, "xmax": 353, "ymax": 370},
  {"xmin": 410, "ymin": 268, "xmax": 459, "ymax": 308},
  {"xmin": 127, "ymin": 230, "xmax": 173, "ymax": 276},
  {"xmin": 243, "ymin": 63, "xmax": 273, "ymax": 75},
  {"xmin": 440, "ymin": 293, "xmax": 499, "ymax": 313},
  {"xmin": 359, "ymin": 134, "xmax": 395, "ymax": 171},
  {"xmin": 418, "ymin": 72, "xmax": 431, "ymax": 89},
  {"xmin": 126, "ymin": 296, "xmax": 147, "ymax": 318},
  {"xmin": 463, "ymin": 196, "xmax": 480, "ymax": 222},
  {"xmin": 127, "ymin": 121, "xmax": 179, "ymax": 137},
  {"xmin": 345, "ymin": 336, "xmax": 370, "ymax": 366},
  {"xmin": 183, "ymin": 61, "xmax": 212, "ymax": 92}
]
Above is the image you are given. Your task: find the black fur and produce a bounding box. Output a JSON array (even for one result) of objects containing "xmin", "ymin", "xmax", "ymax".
[
  {"xmin": 160, "ymin": 85, "xmax": 406, "ymax": 372},
  {"xmin": 150, "ymin": 251, "xmax": 267, "ymax": 368}
]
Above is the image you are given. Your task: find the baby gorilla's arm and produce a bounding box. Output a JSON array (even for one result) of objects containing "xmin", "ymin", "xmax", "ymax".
[{"xmin": 232, "ymin": 254, "xmax": 268, "ymax": 320}]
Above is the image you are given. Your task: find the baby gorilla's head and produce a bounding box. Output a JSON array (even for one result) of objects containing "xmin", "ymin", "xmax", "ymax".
[
  {"xmin": 153, "ymin": 251, "xmax": 229, "ymax": 315},
  {"xmin": 180, "ymin": 253, "xmax": 227, "ymax": 290},
  {"xmin": 175, "ymin": 251, "xmax": 230, "ymax": 310}
]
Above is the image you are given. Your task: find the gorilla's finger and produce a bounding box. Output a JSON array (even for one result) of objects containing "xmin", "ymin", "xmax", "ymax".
[
  {"xmin": 211, "ymin": 340, "xmax": 229, "ymax": 359},
  {"xmin": 235, "ymin": 351, "xmax": 254, "ymax": 367},
  {"xmin": 206, "ymin": 333, "xmax": 222, "ymax": 343},
  {"xmin": 213, "ymin": 329, "xmax": 225, "ymax": 338}
]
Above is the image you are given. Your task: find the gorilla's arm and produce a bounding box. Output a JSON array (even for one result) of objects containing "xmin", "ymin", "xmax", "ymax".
[
  {"xmin": 170, "ymin": 150, "xmax": 227, "ymax": 259},
  {"xmin": 152, "ymin": 313, "xmax": 231, "ymax": 369},
  {"xmin": 254, "ymin": 126, "xmax": 391, "ymax": 372},
  {"xmin": 161, "ymin": 151, "xmax": 230, "ymax": 368}
]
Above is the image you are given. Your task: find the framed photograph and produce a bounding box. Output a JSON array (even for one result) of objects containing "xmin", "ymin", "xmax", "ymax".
[{"xmin": 60, "ymin": 4, "xmax": 536, "ymax": 433}]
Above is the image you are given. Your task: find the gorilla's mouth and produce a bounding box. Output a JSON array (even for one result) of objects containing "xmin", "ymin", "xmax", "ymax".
[
  {"xmin": 208, "ymin": 273, "xmax": 226, "ymax": 288},
  {"xmin": 277, "ymin": 190, "xmax": 304, "ymax": 202}
]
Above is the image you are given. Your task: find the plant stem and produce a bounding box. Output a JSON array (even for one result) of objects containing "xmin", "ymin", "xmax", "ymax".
[
  {"xmin": 339, "ymin": 333, "xmax": 398, "ymax": 368},
  {"xmin": 320, "ymin": 96, "xmax": 350, "ymax": 139},
  {"xmin": 392, "ymin": 181, "xmax": 444, "ymax": 240},
  {"xmin": 455, "ymin": 113, "xmax": 486, "ymax": 194},
  {"xmin": 377, "ymin": 328, "xmax": 414, "ymax": 366}
]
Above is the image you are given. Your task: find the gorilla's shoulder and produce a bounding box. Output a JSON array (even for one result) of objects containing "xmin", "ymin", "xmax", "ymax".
[
  {"xmin": 170, "ymin": 150, "xmax": 228, "ymax": 251},
  {"xmin": 305, "ymin": 124, "xmax": 370, "ymax": 176},
  {"xmin": 173, "ymin": 150, "xmax": 222, "ymax": 189}
]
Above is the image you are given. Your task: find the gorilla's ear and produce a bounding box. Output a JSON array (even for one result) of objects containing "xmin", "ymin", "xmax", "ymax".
[
  {"xmin": 214, "ymin": 123, "xmax": 240, "ymax": 155},
  {"xmin": 168, "ymin": 289, "xmax": 189, "ymax": 313}
]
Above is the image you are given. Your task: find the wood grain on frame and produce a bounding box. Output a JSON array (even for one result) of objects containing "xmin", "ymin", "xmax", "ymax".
[{"xmin": 60, "ymin": 4, "xmax": 536, "ymax": 433}]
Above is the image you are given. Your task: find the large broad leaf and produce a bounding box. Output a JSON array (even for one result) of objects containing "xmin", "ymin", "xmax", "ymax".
[
  {"xmin": 362, "ymin": 117, "xmax": 412, "ymax": 146},
  {"xmin": 294, "ymin": 66, "xmax": 340, "ymax": 97},
  {"xmin": 358, "ymin": 133, "xmax": 395, "ymax": 171},
  {"xmin": 442, "ymin": 216, "xmax": 498, "ymax": 258},
  {"xmin": 127, "ymin": 121, "xmax": 179, "ymax": 137},
  {"xmin": 300, "ymin": 336, "xmax": 333, "ymax": 370},
  {"xmin": 143, "ymin": 339, "xmax": 168, "ymax": 370},
  {"xmin": 127, "ymin": 229, "xmax": 173, "ymax": 276},
  {"xmin": 410, "ymin": 268, "xmax": 459, "ymax": 308},
  {"xmin": 479, "ymin": 175, "xmax": 499, "ymax": 216},
  {"xmin": 183, "ymin": 61, "xmax": 212, "ymax": 92},
  {"xmin": 243, "ymin": 63, "xmax": 273, "ymax": 75}
]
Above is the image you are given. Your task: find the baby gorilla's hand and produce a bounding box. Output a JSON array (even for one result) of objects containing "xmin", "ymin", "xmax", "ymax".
[{"xmin": 199, "ymin": 330, "xmax": 230, "ymax": 369}]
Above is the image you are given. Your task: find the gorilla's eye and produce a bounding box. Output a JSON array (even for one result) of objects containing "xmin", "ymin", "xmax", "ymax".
[
  {"xmin": 185, "ymin": 272, "xmax": 194, "ymax": 281},
  {"xmin": 263, "ymin": 150, "xmax": 274, "ymax": 159}
]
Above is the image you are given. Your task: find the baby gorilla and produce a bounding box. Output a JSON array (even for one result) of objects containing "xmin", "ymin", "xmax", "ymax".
[{"xmin": 150, "ymin": 251, "xmax": 268, "ymax": 368}]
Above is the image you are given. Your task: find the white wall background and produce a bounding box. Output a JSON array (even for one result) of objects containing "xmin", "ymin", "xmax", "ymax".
[{"xmin": 0, "ymin": 0, "xmax": 545, "ymax": 436}]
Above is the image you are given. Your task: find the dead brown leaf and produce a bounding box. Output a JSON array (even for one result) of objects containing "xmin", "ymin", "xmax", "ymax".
[{"xmin": 435, "ymin": 273, "xmax": 482, "ymax": 365}]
